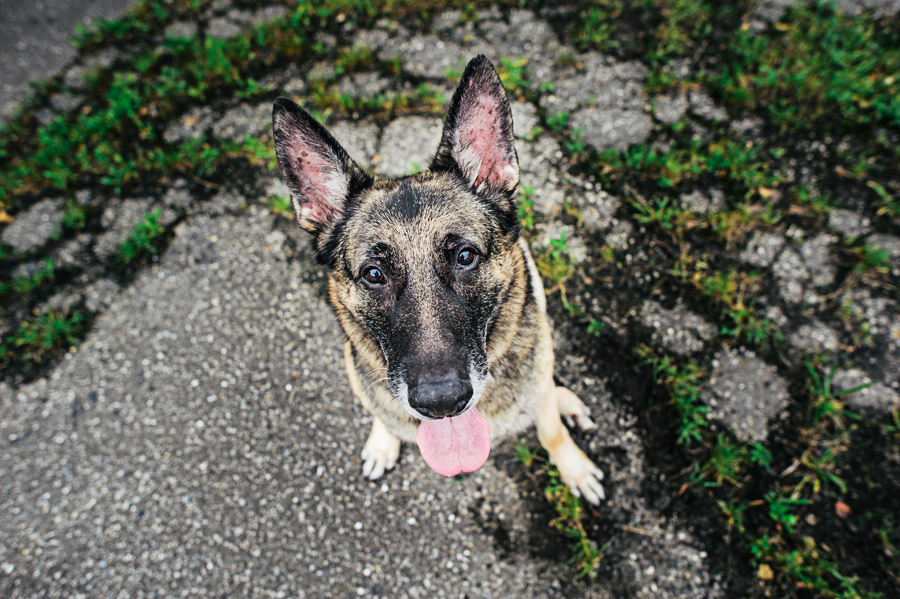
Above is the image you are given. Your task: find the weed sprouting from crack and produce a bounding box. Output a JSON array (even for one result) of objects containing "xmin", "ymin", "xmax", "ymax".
[
  {"xmin": 115, "ymin": 208, "xmax": 166, "ymax": 267},
  {"xmin": 517, "ymin": 185, "xmax": 535, "ymax": 230},
  {"xmin": 534, "ymin": 231, "xmax": 578, "ymax": 314},
  {"xmin": 804, "ymin": 359, "xmax": 872, "ymax": 430},
  {"xmin": 0, "ymin": 259, "xmax": 55, "ymax": 298},
  {"xmin": 515, "ymin": 441, "xmax": 610, "ymax": 580},
  {"xmin": 1, "ymin": 309, "xmax": 85, "ymax": 361}
]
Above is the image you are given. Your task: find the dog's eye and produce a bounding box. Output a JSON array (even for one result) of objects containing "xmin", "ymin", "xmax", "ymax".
[
  {"xmin": 456, "ymin": 248, "xmax": 479, "ymax": 269},
  {"xmin": 362, "ymin": 266, "xmax": 386, "ymax": 285}
]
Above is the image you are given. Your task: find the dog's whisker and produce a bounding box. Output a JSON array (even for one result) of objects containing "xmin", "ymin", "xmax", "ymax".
[
  {"xmin": 362, "ymin": 367, "xmax": 388, "ymax": 380},
  {"xmin": 364, "ymin": 377, "xmax": 389, "ymax": 395}
]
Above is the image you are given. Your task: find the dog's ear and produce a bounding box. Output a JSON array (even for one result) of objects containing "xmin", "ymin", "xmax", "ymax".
[
  {"xmin": 431, "ymin": 55, "xmax": 519, "ymax": 200},
  {"xmin": 272, "ymin": 98, "xmax": 373, "ymax": 233}
]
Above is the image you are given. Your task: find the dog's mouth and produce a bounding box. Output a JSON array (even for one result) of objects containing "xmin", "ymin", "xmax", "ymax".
[{"xmin": 389, "ymin": 364, "xmax": 491, "ymax": 477}]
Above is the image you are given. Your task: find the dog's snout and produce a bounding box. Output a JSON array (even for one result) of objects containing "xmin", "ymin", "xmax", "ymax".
[{"xmin": 408, "ymin": 372, "xmax": 473, "ymax": 419}]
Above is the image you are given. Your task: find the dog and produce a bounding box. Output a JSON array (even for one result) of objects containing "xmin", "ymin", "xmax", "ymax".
[{"xmin": 272, "ymin": 55, "xmax": 605, "ymax": 504}]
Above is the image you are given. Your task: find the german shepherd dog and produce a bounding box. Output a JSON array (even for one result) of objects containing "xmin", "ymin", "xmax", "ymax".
[{"xmin": 272, "ymin": 55, "xmax": 605, "ymax": 504}]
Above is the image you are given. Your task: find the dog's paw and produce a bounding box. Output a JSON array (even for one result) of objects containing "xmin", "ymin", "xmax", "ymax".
[
  {"xmin": 556, "ymin": 387, "xmax": 597, "ymax": 432},
  {"xmin": 551, "ymin": 444, "xmax": 606, "ymax": 505},
  {"xmin": 361, "ymin": 420, "xmax": 400, "ymax": 480}
]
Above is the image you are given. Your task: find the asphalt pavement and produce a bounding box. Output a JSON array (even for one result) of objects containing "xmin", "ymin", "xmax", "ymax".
[{"xmin": 0, "ymin": 0, "xmax": 134, "ymax": 122}]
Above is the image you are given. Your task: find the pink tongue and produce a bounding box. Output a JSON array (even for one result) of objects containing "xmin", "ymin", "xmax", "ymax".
[{"xmin": 415, "ymin": 407, "xmax": 491, "ymax": 477}]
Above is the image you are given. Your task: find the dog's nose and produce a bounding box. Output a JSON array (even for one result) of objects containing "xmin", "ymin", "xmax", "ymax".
[{"xmin": 408, "ymin": 372, "xmax": 473, "ymax": 419}]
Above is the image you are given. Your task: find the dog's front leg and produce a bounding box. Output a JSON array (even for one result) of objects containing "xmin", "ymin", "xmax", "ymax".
[
  {"xmin": 361, "ymin": 416, "xmax": 401, "ymax": 480},
  {"xmin": 537, "ymin": 387, "xmax": 606, "ymax": 505}
]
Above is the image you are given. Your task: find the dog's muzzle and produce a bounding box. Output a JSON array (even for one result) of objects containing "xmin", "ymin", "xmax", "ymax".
[{"xmin": 407, "ymin": 371, "xmax": 473, "ymax": 419}]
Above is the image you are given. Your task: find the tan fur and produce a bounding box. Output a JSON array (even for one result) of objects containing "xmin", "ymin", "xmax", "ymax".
[
  {"xmin": 273, "ymin": 55, "xmax": 605, "ymax": 503},
  {"xmin": 333, "ymin": 186, "xmax": 605, "ymax": 502}
]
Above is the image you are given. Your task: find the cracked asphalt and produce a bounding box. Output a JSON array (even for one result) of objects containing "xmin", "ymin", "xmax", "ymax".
[
  {"xmin": 2, "ymin": 1, "xmax": 900, "ymax": 597},
  {"xmin": 0, "ymin": 0, "xmax": 135, "ymax": 123}
]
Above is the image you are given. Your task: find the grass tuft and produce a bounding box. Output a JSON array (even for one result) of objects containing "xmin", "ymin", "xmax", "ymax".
[
  {"xmin": 717, "ymin": 1, "xmax": 900, "ymax": 130},
  {"xmin": 115, "ymin": 208, "xmax": 166, "ymax": 266},
  {"xmin": 1, "ymin": 309, "xmax": 84, "ymax": 360},
  {"xmin": 515, "ymin": 441, "xmax": 609, "ymax": 579}
]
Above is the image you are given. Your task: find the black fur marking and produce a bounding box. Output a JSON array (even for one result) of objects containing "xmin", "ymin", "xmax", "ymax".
[
  {"xmin": 383, "ymin": 180, "xmax": 424, "ymax": 221},
  {"xmin": 522, "ymin": 252, "xmax": 534, "ymax": 304}
]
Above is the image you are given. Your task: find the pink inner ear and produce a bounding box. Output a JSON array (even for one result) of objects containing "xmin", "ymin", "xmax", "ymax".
[
  {"xmin": 457, "ymin": 94, "xmax": 517, "ymax": 191},
  {"xmin": 284, "ymin": 134, "xmax": 347, "ymax": 225}
]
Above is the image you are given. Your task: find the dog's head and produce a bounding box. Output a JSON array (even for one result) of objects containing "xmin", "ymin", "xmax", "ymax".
[{"xmin": 273, "ymin": 55, "xmax": 524, "ymax": 423}]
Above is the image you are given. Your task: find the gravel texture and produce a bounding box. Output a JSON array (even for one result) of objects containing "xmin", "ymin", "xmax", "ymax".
[
  {"xmin": 738, "ymin": 231, "xmax": 785, "ymax": 268},
  {"xmin": 329, "ymin": 120, "xmax": 381, "ymax": 171},
  {"xmin": 828, "ymin": 208, "xmax": 871, "ymax": 238},
  {"xmin": 640, "ymin": 301, "xmax": 717, "ymax": 356},
  {"xmin": 787, "ymin": 321, "xmax": 841, "ymax": 354},
  {"xmin": 163, "ymin": 106, "xmax": 215, "ymax": 143},
  {"xmin": 1, "ymin": 210, "xmax": 560, "ymax": 598},
  {"xmin": 540, "ymin": 53, "xmax": 648, "ymax": 115},
  {"xmin": 516, "ymin": 137, "xmax": 567, "ymax": 215},
  {"xmin": 571, "ymin": 107, "xmax": 654, "ymax": 153},
  {"xmin": 510, "ymin": 101, "xmax": 539, "ymax": 138},
  {"xmin": 1, "ymin": 197, "xmax": 65, "ymax": 253},
  {"xmin": 212, "ymin": 102, "xmax": 272, "ymax": 141},
  {"xmin": 165, "ymin": 20, "xmax": 198, "ymax": 39},
  {"xmin": 686, "ymin": 90, "xmax": 728, "ymax": 123},
  {"xmin": 206, "ymin": 16, "xmax": 242, "ymax": 38},
  {"xmin": 375, "ymin": 116, "xmax": 443, "ymax": 178},
  {"xmin": 93, "ymin": 197, "xmax": 168, "ymax": 262},
  {"xmin": 0, "ymin": 209, "xmax": 721, "ymax": 599},
  {"xmin": 832, "ymin": 368, "xmax": 900, "ymax": 413},
  {"xmin": 654, "ymin": 91, "xmax": 689, "ymax": 125},
  {"xmin": 772, "ymin": 246, "xmax": 811, "ymax": 305},
  {"xmin": 799, "ymin": 233, "xmax": 837, "ymax": 288},
  {"xmin": 335, "ymin": 71, "xmax": 391, "ymax": 99},
  {"xmin": 679, "ymin": 189, "xmax": 724, "ymax": 215},
  {"xmin": 3, "ymin": 2, "xmax": 900, "ymax": 597},
  {"xmin": 1, "ymin": 0, "xmax": 131, "ymax": 121},
  {"xmin": 706, "ymin": 348, "xmax": 790, "ymax": 443}
]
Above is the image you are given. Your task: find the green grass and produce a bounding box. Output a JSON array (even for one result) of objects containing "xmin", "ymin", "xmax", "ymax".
[
  {"xmin": 1, "ymin": 0, "xmax": 899, "ymax": 593},
  {"xmin": 496, "ymin": 56, "xmax": 530, "ymax": 93},
  {"xmin": 546, "ymin": 111, "xmax": 570, "ymax": 133},
  {"xmin": 534, "ymin": 231, "xmax": 577, "ymax": 313},
  {"xmin": 636, "ymin": 347, "xmax": 709, "ymax": 444},
  {"xmin": 630, "ymin": 194, "xmax": 682, "ymax": 236},
  {"xmin": 1, "ymin": 309, "xmax": 84, "ymax": 360},
  {"xmin": 573, "ymin": 3, "xmax": 623, "ymax": 52},
  {"xmin": 676, "ymin": 266, "xmax": 781, "ymax": 345},
  {"xmin": 334, "ymin": 43, "xmax": 374, "ymax": 74},
  {"xmin": 517, "ymin": 185, "xmax": 535, "ymax": 229},
  {"xmin": 610, "ymin": 137, "xmax": 782, "ymax": 190},
  {"xmin": 751, "ymin": 533, "xmax": 881, "ymax": 599},
  {"xmin": 266, "ymin": 194, "xmax": 293, "ymax": 215},
  {"xmin": 867, "ymin": 180, "xmax": 900, "ymax": 218},
  {"xmin": 116, "ymin": 208, "xmax": 166, "ymax": 266},
  {"xmin": 515, "ymin": 441, "xmax": 610, "ymax": 580},
  {"xmin": 717, "ymin": 0, "xmax": 900, "ymax": 130},
  {"xmin": 0, "ymin": 8, "xmax": 305, "ymax": 206},
  {"xmin": 0, "ymin": 259, "xmax": 54, "ymax": 298},
  {"xmin": 804, "ymin": 359, "xmax": 872, "ymax": 428},
  {"xmin": 60, "ymin": 201, "xmax": 87, "ymax": 232},
  {"xmin": 307, "ymin": 78, "xmax": 447, "ymax": 116},
  {"xmin": 633, "ymin": 345, "xmax": 883, "ymax": 598}
]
